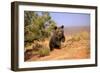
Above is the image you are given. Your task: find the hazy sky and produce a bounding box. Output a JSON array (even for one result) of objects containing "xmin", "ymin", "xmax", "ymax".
[
  {"xmin": 35, "ymin": 11, "xmax": 90, "ymax": 27},
  {"xmin": 50, "ymin": 12, "xmax": 90, "ymax": 27}
]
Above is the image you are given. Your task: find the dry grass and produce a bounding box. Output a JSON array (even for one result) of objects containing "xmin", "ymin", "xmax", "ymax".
[{"xmin": 25, "ymin": 31, "xmax": 90, "ymax": 61}]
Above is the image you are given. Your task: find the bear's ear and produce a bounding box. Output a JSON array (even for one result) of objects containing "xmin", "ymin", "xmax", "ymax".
[
  {"xmin": 54, "ymin": 26, "xmax": 57, "ymax": 30},
  {"xmin": 61, "ymin": 25, "xmax": 64, "ymax": 29}
]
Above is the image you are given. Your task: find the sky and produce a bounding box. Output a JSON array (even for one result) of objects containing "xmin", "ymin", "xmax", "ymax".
[
  {"xmin": 50, "ymin": 12, "xmax": 90, "ymax": 27},
  {"xmin": 35, "ymin": 11, "xmax": 90, "ymax": 27}
]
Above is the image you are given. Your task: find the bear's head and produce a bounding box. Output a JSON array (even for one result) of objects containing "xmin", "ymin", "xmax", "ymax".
[{"xmin": 53, "ymin": 25, "xmax": 65, "ymax": 42}]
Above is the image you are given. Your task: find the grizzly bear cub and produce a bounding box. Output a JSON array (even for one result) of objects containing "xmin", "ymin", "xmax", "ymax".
[{"xmin": 49, "ymin": 25, "xmax": 65, "ymax": 51}]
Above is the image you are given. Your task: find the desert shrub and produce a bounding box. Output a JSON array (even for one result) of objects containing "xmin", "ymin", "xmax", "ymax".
[
  {"xmin": 32, "ymin": 51, "xmax": 39, "ymax": 55},
  {"xmin": 24, "ymin": 41, "xmax": 33, "ymax": 47},
  {"xmin": 80, "ymin": 31, "xmax": 89, "ymax": 40},
  {"xmin": 30, "ymin": 42, "xmax": 50, "ymax": 57},
  {"xmin": 24, "ymin": 49, "xmax": 33, "ymax": 61},
  {"xmin": 32, "ymin": 42, "xmax": 42, "ymax": 51},
  {"xmin": 72, "ymin": 33, "xmax": 80, "ymax": 41},
  {"xmin": 69, "ymin": 31, "xmax": 89, "ymax": 42},
  {"xmin": 24, "ymin": 11, "xmax": 56, "ymax": 47},
  {"xmin": 38, "ymin": 47, "xmax": 50, "ymax": 57}
]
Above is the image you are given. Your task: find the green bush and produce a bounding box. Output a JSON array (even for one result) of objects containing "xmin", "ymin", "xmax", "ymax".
[{"xmin": 24, "ymin": 11, "xmax": 56, "ymax": 47}]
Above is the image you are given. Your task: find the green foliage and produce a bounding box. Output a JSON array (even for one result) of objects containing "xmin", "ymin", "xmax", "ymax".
[{"xmin": 24, "ymin": 11, "xmax": 56, "ymax": 46}]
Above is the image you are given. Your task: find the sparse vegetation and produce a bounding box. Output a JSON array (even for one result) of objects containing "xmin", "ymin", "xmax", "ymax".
[
  {"xmin": 24, "ymin": 41, "xmax": 50, "ymax": 61},
  {"xmin": 25, "ymin": 31, "xmax": 90, "ymax": 61},
  {"xmin": 67, "ymin": 31, "xmax": 89, "ymax": 42},
  {"xmin": 39, "ymin": 47, "xmax": 50, "ymax": 57},
  {"xmin": 24, "ymin": 11, "xmax": 90, "ymax": 61}
]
